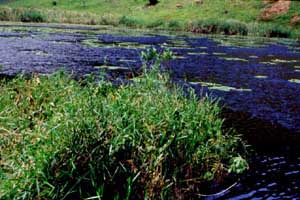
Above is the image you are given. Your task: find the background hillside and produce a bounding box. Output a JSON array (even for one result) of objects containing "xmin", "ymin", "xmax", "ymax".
[{"xmin": 0, "ymin": 0, "xmax": 299, "ymax": 37}]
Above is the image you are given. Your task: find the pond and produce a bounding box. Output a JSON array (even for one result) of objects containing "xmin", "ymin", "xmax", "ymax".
[{"xmin": 0, "ymin": 23, "xmax": 299, "ymax": 199}]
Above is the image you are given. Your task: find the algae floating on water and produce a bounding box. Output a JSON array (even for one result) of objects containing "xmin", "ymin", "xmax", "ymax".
[
  {"xmin": 289, "ymin": 79, "xmax": 300, "ymax": 84},
  {"xmin": 187, "ymin": 52, "xmax": 208, "ymax": 55},
  {"xmin": 213, "ymin": 52, "xmax": 227, "ymax": 56},
  {"xmin": 272, "ymin": 59, "xmax": 299, "ymax": 64},
  {"xmin": 94, "ymin": 65, "xmax": 128, "ymax": 70},
  {"xmin": 254, "ymin": 75, "xmax": 268, "ymax": 79},
  {"xmin": 260, "ymin": 61, "xmax": 277, "ymax": 65},
  {"xmin": 189, "ymin": 81, "xmax": 251, "ymax": 92},
  {"xmin": 221, "ymin": 57, "xmax": 248, "ymax": 62}
]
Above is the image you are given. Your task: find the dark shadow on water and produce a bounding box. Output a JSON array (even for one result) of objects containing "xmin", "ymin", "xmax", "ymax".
[{"xmin": 222, "ymin": 108, "xmax": 300, "ymax": 149}]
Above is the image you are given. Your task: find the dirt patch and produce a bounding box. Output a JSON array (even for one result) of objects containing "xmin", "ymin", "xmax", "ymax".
[
  {"xmin": 291, "ymin": 14, "xmax": 300, "ymax": 26},
  {"xmin": 261, "ymin": 0, "xmax": 291, "ymax": 20}
]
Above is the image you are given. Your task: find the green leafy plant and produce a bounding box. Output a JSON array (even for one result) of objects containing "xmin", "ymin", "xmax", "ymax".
[
  {"xmin": 20, "ymin": 10, "xmax": 46, "ymax": 22},
  {"xmin": 0, "ymin": 50, "xmax": 247, "ymax": 199},
  {"xmin": 229, "ymin": 156, "xmax": 249, "ymax": 174}
]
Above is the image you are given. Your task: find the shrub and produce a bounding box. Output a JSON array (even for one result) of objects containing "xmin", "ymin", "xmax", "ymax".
[
  {"xmin": 98, "ymin": 14, "xmax": 118, "ymax": 26},
  {"xmin": 20, "ymin": 10, "xmax": 46, "ymax": 23},
  {"xmin": 264, "ymin": 25, "xmax": 292, "ymax": 38},
  {"xmin": 0, "ymin": 7, "xmax": 11, "ymax": 21},
  {"xmin": 146, "ymin": 19, "xmax": 164, "ymax": 28},
  {"xmin": 167, "ymin": 20, "xmax": 182, "ymax": 29},
  {"xmin": 119, "ymin": 16, "xmax": 143, "ymax": 27}
]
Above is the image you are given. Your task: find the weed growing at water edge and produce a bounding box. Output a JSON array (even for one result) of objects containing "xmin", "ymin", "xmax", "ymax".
[
  {"xmin": 0, "ymin": 49, "xmax": 248, "ymax": 199},
  {"xmin": 20, "ymin": 10, "xmax": 46, "ymax": 22}
]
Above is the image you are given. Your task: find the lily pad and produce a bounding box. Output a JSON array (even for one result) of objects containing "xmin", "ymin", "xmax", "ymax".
[
  {"xmin": 119, "ymin": 59, "xmax": 136, "ymax": 62},
  {"xmin": 221, "ymin": 57, "xmax": 248, "ymax": 62},
  {"xmin": 260, "ymin": 62, "xmax": 277, "ymax": 65},
  {"xmin": 289, "ymin": 79, "xmax": 300, "ymax": 84},
  {"xmin": 175, "ymin": 56, "xmax": 186, "ymax": 59},
  {"xmin": 272, "ymin": 59, "xmax": 298, "ymax": 63},
  {"xmin": 82, "ymin": 39, "xmax": 149, "ymax": 49},
  {"xmin": 33, "ymin": 50, "xmax": 48, "ymax": 56},
  {"xmin": 94, "ymin": 65, "xmax": 128, "ymax": 70},
  {"xmin": 255, "ymin": 75, "xmax": 268, "ymax": 79},
  {"xmin": 189, "ymin": 81, "xmax": 251, "ymax": 92},
  {"xmin": 188, "ymin": 52, "xmax": 208, "ymax": 55},
  {"xmin": 213, "ymin": 52, "xmax": 227, "ymax": 56}
]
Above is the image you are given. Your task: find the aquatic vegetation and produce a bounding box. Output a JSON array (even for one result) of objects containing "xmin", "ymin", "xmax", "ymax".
[
  {"xmin": 94, "ymin": 65, "xmax": 128, "ymax": 70},
  {"xmin": 260, "ymin": 61, "xmax": 277, "ymax": 65},
  {"xmin": 272, "ymin": 59, "xmax": 298, "ymax": 63},
  {"xmin": 187, "ymin": 52, "xmax": 208, "ymax": 55},
  {"xmin": 213, "ymin": 52, "xmax": 227, "ymax": 56},
  {"xmin": 213, "ymin": 37, "xmax": 268, "ymax": 48},
  {"xmin": 221, "ymin": 57, "xmax": 248, "ymax": 62},
  {"xmin": 82, "ymin": 38, "xmax": 151, "ymax": 49},
  {"xmin": 189, "ymin": 81, "xmax": 251, "ymax": 92},
  {"xmin": 254, "ymin": 75, "xmax": 268, "ymax": 79},
  {"xmin": 33, "ymin": 50, "xmax": 48, "ymax": 56},
  {"xmin": 118, "ymin": 59, "xmax": 136, "ymax": 63},
  {"xmin": 81, "ymin": 39, "xmax": 104, "ymax": 48},
  {"xmin": 175, "ymin": 55, "xmax": 186, "ymax": 59},
  {"xmin": 289, "ymin": 79, "xmax": 300, "ymax": 84}
]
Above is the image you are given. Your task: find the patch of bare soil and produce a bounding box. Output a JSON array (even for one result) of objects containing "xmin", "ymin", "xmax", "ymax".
[
  {"xmin": 260, "ymin": 0, "xmax": 291, "ymax": 20},
  {"xmin": 291, "ymin": 14, "xmax": 300, "ymax": 26}
]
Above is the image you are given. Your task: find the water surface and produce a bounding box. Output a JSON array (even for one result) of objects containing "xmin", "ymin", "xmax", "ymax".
[{"xmin": 0, "ymin": 23, "xmax": 299, "ymax": 199}]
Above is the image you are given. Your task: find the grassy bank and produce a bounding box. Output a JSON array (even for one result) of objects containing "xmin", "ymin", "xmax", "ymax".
[
  {"xmin": 0, "ymin": 0, "xmax": 299, "ymax": 38},
  {"xmin": 0, "ymin": 50, "xmax": 248, "ymax": 199}
]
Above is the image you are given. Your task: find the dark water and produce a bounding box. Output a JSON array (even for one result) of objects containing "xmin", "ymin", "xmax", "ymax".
[{"xmin": 0, "ymin": 23, "xmax": 299, "ymax": 199}]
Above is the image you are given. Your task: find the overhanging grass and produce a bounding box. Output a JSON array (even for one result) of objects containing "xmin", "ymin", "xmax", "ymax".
[{"xmin": 0, "ymin": 67, "xmax": 248, "ymax": 198}]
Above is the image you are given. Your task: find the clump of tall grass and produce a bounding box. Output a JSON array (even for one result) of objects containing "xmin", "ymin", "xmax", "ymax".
[
  {"xmin": 188, "ymin": 19, "xmax": 248, "ymax": 36},
  {"xmin": 261, "ymin": 24, "xmax": 292, "ymax": 38},
  {"xmin": 0, "ymin": 49, "xmax": 248, "ymax": 199},
  {"xmin": 248, "ymin": 23, "xmax": 292, "ymax": 38},
  {"xmin": 0, "ymin": 6, "xmax": 118, "ymax": 25},
  {"xmin": 20, "ymin": 10, "xmax": 45, "ymax": 22},
  {"xmin": 166, "ymin": 20, "xmax": 183, "ymax": 30},
  {"xmin": 0, "ymin": 7, "xmax": 45, "ymax": 22},
  {"xmin": 119, "ymin": 15, "xmax": 145, "ymax": 28}
]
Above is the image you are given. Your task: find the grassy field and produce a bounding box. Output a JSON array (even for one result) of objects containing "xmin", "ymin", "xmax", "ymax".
[
  {"xmin": 0, "ymin": 0, "xmax": 299, "ymax": 37},
  {"xmin": 0, "ymin": 50, "xmax": 248, "ymax": 199}
]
